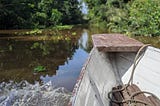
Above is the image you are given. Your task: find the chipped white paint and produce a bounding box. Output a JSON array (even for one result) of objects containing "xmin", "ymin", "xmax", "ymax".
[{"xmin": 73, "ymin": 48, "xmax": 117, "ymax": 106}]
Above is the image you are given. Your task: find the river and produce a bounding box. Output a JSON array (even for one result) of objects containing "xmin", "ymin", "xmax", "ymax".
[{"xmin": 0, "ymin": 26, "xmax": 160, "ymax": 106}]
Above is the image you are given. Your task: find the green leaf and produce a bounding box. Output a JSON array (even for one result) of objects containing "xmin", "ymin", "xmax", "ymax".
[{"xmin": 33, "ymin": 65, "xmax": 46, "ymax": 73}]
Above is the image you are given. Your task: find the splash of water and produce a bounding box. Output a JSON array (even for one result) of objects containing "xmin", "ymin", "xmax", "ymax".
[{"xmin": 0, "ymin": 81, "xmax": 71, "ymax": 106}]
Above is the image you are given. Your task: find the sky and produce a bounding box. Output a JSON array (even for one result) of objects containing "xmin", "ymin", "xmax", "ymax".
[{"xmin": 81, "ymin": 2, "xmax": 88, "ymax": 14}]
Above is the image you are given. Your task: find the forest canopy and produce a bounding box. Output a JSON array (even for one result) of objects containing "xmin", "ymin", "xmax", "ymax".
[
  {"xmin": 85, "ymin": 0, "xmax": 160, "ymax": 36},
  {"xmin": 0, "ymin": 0, "xmax": 83, "ymax": 29},
  {"xmin": 1, "ymin": 0, "xmax": 160, "ymax": 36}
]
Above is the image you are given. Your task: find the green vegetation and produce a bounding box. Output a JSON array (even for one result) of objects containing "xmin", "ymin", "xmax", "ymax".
[
  {"xmin": 33, "ymin": 65, "xmax": 46, "ymax": 73},
  {"xmin": 52, "ymin": 25, "xmax": 73, "ymax": 30},
  {"xmin": 1, "ymin": 0, "xmax": 160, "ymax": 36},
  {"xmin": 0, "ymin": 0, "xmax": 83, "ymax": 29},
  {"xmin": 71, "ymin": 32, "xmax": 77, "ymax": 36},
  {"xmin": 13, "ymin": 25, "xmax": 74, "ymax": 35},
  {"xmin": 129, "ymin": 0, "xmax": 160, "ymax": 36},
  {"xmin": 14, "ymin": 29, "xmax": 43, "ymax": 35},
  {"xmin": 85, "ymin": 0, "xmax": 160, "ymax": 36}
]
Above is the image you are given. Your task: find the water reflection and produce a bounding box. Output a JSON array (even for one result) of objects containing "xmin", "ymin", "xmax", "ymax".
[
  {"xmin": 1, "ymin": 27, "xmax": 159, "ymax": 92},
  {"xmin": 0, "ymin": 29, "xmax": 91, "ymax": 91},
  {"xmin": 41, "ymin": 30, "xmax": 89, "ymax": 91}
]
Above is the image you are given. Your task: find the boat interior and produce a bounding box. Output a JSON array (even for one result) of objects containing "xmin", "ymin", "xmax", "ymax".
[{"xmin": 70, "ymin": 34, "xmax": 160, "ymax": 106}]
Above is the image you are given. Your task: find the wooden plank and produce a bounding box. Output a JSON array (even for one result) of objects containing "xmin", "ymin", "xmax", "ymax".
[
  {"xmin": 112, "ymin": 86, "xmax": 124, "ymax": 106},
  {"xmin": 147, "ymin": 96, "xmax": 160, "ymax": 106},
  {"xmin": 111, "ymin": 85, "xmax": 130, "ymax": 106},
  {"xmin": 111, "ymin": 87, "xmax": 121, "ymax": 106},
  {"xmin": 110, "ymin": 84, "xmax": 160, "ymax": 106},
  {"xmin": 128, "ymin": 84, "xmax": 147, "ymax": 106},
  {"xmin": 120, "ymin": 86, "xmax": 129, "ymax": 106},
  {"xmin": 92, "ymin": 34, "xmax": 143, "ymax": 52}
]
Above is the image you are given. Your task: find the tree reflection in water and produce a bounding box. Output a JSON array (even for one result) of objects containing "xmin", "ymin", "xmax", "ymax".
[{"xmin": 0, "ymin": 30, "xmax": 91, "ymax": 91}]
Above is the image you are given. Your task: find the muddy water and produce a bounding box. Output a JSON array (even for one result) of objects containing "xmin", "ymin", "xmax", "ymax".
[
  {"xmin": 0, "ymin": 27, "xmax": 160, "ymax": 106},
  {"xmin": 0, "ymin": 28, "xmax": 92, "ymax": 106},
  {"xmin": 0, "ymin": 29, "xmax": 92, "ymax": 91}
]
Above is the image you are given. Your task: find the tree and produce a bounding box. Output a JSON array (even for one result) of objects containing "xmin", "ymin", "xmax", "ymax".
[
  {"xmin": 129, "ymin": 0, "xmax": 160, "ymax": 36},
  {"xmin": 0, "ymin": 0, "xmax": 83, "ymax": 29},
  {"xmin": 0, "ymin": 0, "xmax": 38, "ymax": 29}
]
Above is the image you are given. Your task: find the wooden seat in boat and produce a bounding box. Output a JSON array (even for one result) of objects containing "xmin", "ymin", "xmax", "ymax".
[
  {"xmin": 92, "ymin": 34, "xmax": 143, "ymax": 52},
  {"xmin": 91, "ymin": 35, "xmax": 160, "ymax": 106},
  {"xmin": 69, "ymin": 34, "xmax": 160, "ymax": 106},
  {"xmin": 111, "ymin": 84, "xmax": 160, "ymax": 106}
]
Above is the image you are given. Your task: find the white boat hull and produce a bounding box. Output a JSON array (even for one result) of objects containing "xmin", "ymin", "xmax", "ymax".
[
  {"xmin": 70, "ymin": 34, "xmax": 160, "ymax": 106},
  {"xmin": 71, "ymin": 48, "xmax": 136, "ymax": 106}
]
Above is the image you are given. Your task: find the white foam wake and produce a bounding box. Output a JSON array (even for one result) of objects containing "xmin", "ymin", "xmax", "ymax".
[{"xmin": 0, "ymin": 81, "xmax": 71, "ymax": 106}]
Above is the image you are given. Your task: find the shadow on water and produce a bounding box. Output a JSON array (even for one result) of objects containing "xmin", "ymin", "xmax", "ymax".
[{"xmin": 0, "ymin": 28, "xmax": 92, "ymax": 91}]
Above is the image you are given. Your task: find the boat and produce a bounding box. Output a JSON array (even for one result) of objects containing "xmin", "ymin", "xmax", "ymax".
[{"xmin": 69, "ymin": 34, "xmax": 160, "ymax": 106}]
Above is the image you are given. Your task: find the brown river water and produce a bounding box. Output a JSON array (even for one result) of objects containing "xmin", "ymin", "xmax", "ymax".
[{"xmin": 0, "ymin": 27, "xmax": 160, "ymax": 106}]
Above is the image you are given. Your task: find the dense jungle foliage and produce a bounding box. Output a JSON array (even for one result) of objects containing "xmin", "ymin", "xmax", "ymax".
[
  {"xmin": 1, "ymin": 0, "xmax": 160, "ymax": 36},
  {"xmin": 0, "ymin": 0, "xmax": 83, "ymax": 29},
  {"xmin": 85, "ymin": 0, "xmax": 160, "ymax": 36}
]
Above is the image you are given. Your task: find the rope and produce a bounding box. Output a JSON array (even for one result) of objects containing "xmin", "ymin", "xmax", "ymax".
[
  {"xmin": 127, "ymin": 44, "xmax": 151, "ymax": 85},
  {"xmin": 130, "ymin": 91, "xmax": 159, "ymax": 100},
  {"xmin": 107, "ymin": 44, "xmax": 160, "ymax": 105},
  {"xmin": 108, "ymin": 88, "xmax": 159, "ymax": 105}
]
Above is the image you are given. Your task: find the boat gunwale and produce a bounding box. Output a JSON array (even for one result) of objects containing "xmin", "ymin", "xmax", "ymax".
[
  {"xmin": 68, "ymin": 48, "xmax": 95, "ymax": 106},
  {"xmin": 68, "ymin": 34, "xmax": 146, "ymax": 106}
]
